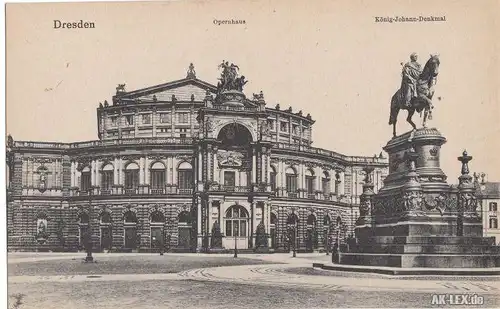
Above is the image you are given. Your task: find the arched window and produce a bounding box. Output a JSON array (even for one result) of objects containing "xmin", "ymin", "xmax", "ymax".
[
  {"xmin": 81, "ymin": 166, "xmax": 91, "ymax": 192},
  {"xmin": 125, "ymin": 162, "xmax": 139, "ymax": 192},
  {"xmin": 490, "ymin": 218, "xmax": 498, "ymax": 229},
  {"xmin": 101, "ymin": 164, "xmax": 114, "ymax": 191},
  {"xmin": 124, "ymin": 211, "xmax": 137, "ymax": 223},
  {"xmin": 322, "ymin": 171, "xmax": 330, "ymax": 195},
  {"xmin": 336, "ymin": 216, "xmax": 342, "ymax": 226},
  {"xmin": 307, "ymin": 214, "xmax": 316, "ymax": 227},
  {"xmin": 150, "ymin": 162, "xmax": 166, "ymax": 192},
  {"xmin": 100, "ymin": 212, "xmax": 112, "ymax": 224},
  {"xmin": 178, "ymin": 211, "xmax": 191, "ymax": 224},
  {"xmin": 150, "ymin": 211, "xmax": 165, "ymax": 223},
  {"xmin": 285, "ymin": 167, "xmax": 298, "ymax": 197},
  {"xmin": 305, "ymin": 168, "xmax": 315, "ymax": 195},
  {"xmin": 217, "ymin": 123, "xmax": 253, "ymax": 147},
  {"xmin": 178, "ymin": 162, "xmax": 193, "ymax": 192},
  {"xmin": 490, "ymin": 202, "xmax": 498, "ymax": 212},
  {"xmin": 323, "ymin": 215, "xmax": 331, "ymax": 227},
  {"xmin": 270, "ymin": 212, "xmax": 278, "ymax": 225},
  {"xmin": 270, "ymin": 166, "xmax": 277, "ymax": 192},
  {"xmin": 79, "ymin": 212, "xmax": 90, "ymax": 224},
  {"xmin": 225, "ymin": 205, "xmax": 248, "ymax": 237},
  {"xmin": 287, "ymin": 213, "xmax": 299, "ymax": 225}
]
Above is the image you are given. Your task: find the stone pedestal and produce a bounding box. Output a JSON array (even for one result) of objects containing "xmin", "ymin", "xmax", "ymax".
[{"xmin": 341, "ymin": 128, "xmax": 500, "ymax": 269}]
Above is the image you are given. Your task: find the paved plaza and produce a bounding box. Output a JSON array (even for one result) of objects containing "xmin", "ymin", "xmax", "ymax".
[{"xmin": 7, "ymin": 252, "xmax": 500, "ymax": 308}]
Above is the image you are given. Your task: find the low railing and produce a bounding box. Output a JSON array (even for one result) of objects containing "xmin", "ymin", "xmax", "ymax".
[
  {"xmin": 150, "ymin": 188, "xmax": 165, "ymax": 195},
  {"xmin": 307, "ymin": 193, "xmax": 316, "ymax": 200},
  {"xmin": 209, "ymin": 185, "xmax": 251, "ymax": 193},
  {"xmin": 211, "ymin": 105, "xmax": 258, "ymax": 112},
  {"xmin": 14, "ymin": 137, "xmax": 193, "ymax": 149},
  {"xmin": 274, "ymin": 142, "xmax": 388, "ymax": 165},
  {"xmin": 178, "ymin": 188, "xmax": 193, "ymax": 194},
  {"xmin": 124, "ymin": 188, "xmax": 138, "ymax": 195}
]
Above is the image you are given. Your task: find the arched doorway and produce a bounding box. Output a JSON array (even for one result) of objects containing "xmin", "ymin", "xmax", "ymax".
[
  {"xmin": 270, "ymin": 212, "xmax": 278, "ymax": 249},
  {"xmin": 150, "ymin": 210, "xmax": 165, "ymax": 249},
  {"xmin": 78, "ymin": 212, "xmax": 90, "ymax": 249},
  {"xmin": 306, "ymin": 214, "xmax": 317, "ymax": 252},
  {"xmin": 99, "ymin": 211, "xmax": 112, "ymax": 251},
  {"xmin": 177, "ymin": 211, "xmax": 192, "ymax": 249},
  {"xmin": 286, "ymin": 213, "xmax": 299, "ymax": 252},
  {"xmin": 123, "ymin": 211, "xmax": 138, "ymax": 249},
  {"xmin": 225, "ymin": 205, "xmax": 249, "ymax": 249},
  {"xmin": 323, "ymin": 215, "xmax": 331, "ymax": 251}
]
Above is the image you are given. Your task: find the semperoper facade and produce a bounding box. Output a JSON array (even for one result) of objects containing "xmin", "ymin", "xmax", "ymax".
[{"xmin": 6, "ymin": 62, "xmax": 388, "ymax": 253}]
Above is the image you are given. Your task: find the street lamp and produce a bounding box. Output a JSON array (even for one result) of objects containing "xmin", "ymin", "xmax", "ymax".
[
  {"xmin": 325, "ymin": 226, "xmax": 330, "ymax": 256},
  {"xmin": 234, "ymin": 224, "xmax": 238, "ymax": 258},
  {"xmin": 85, "ymin": 189, "xmax": 94, "ymax": 262},
  {"xmin": 292, "ymin": 221, "xmax": 297, "ymax": 258}
]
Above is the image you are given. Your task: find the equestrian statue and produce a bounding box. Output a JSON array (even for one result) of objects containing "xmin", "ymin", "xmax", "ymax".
[{"xmin": 389, "ymin": 53, "xmax": 440, "ymax": 137}]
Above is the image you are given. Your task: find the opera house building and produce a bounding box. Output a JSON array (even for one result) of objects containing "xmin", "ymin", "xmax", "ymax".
[{"xmin": 6, "ymin": 64, "xmax": 388, "ymax": 253}]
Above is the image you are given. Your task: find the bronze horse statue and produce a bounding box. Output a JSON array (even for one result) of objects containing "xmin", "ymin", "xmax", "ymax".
[{"xmin": 389, "ymin": 55, "xmax": 440, "ymax": 137}]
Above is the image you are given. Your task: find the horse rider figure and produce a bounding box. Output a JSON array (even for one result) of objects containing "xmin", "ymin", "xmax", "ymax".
[{"xmin": 401, "ymin": 53, "xmax": 422, "ymax": 108}]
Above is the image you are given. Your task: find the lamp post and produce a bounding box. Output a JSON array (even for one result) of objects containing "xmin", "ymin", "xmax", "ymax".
[
  {"xmin": 292, "ymin": 221, "xmax": 297, "ymax": 258},
  {"xmin": 325, "ymin": 226, "xmax": 330, "ymax": 256},
  {"xmin": 234, "ymin": 225, "xmax": 238, "ymax": 258},
  {"xmin": 85, "ymin": 189, "xmax": 94, "ymax": 262}
]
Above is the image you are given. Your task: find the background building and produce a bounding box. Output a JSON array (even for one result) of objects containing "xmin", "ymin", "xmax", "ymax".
[
  {"xmin": 6, "ymin": 64, "xmax": 388, "ymax": 252},
  {"xmin": 475, "ymin": 174, "xmax": 500, "ymax": 244}
]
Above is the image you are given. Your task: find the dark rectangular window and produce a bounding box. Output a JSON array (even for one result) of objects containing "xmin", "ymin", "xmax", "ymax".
[
  {"xmin": 151, "ymin": 170, "xmax": 165, "ymax": 189},
  {"xmin": 81, "ymin": 172, "xmax": 91, "ymax": 192},
  {"xmin": 142, "ymin": 114, "xmax": 151, "ymax": 124},
  {"xmin": 125, "ymin": 171, "xmax": 139, "ymax": 189},
  {"xmin": 159, "ymin": 113, "xmax": 171, "ymax": 124},
  {"xmin": 224, "ymin": 171, "xmax": 236, "ymax": 187},
  {"xmin": 490, "ymin": 202, "xmax": 498, "ymax": 212},
  {"xmin": 178, "ymin": 113, "xmax": 189, "ymax": 123},
  {"xmin": 270, "ymin": 172, "xmax": 276, "ymax": 191},
  {"xmin": 286, "ymin": 175, "xmax": 297, "ymax": 192},
  {"xmin": 306, "ymin": 177, "xmax": 314, "ymax": 194},
  {"xmin": 322, "ymin": 179, "xmax": 330, "ymax": 194},
  {"xmin": 280, "ymin": 121, "xmax": 288, "ymax": 132},
  {"xmin": 126, "ymin": 115, "xmax": 134, "ymax": 125},
  {"xmin": 101, "ymin": 171, "xmax": 113, "ymax": 190},
  {"xmin": 178, "ymin": 170, "xmax": 193, "ymax": 189},
  {"xmin": 226, "ymin": 221, "xmax": 232, "ymax": 236}
]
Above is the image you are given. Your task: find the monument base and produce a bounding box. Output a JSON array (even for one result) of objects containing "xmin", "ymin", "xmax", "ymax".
[{"xmin": 341, "ymin": 128, "xmax": 500, "ymax": 269}]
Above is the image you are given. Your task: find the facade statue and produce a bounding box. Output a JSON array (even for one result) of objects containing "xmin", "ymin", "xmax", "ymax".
[
  {"xmin": 217, "ymin": 61, "xmax": 248, "ymax": 92},
  {"xmin": 116, "ymin": 84, "xmax": 126, "ymax": 94},
  {"xmin": 389, "ymin": 53, "xmax": 440, "ymax": 137},
  {"xmin": 186, "ymin": 63, "xmax": 196, "ymax": 79}
]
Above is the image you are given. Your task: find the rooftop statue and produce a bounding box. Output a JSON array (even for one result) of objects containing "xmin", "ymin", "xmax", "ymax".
[
  {"xmin": 217, "ymin": 60, "xmax": 248, "ymax": 93},
  {"xmin": 186, "ymin": 63, "xmax": 196, "ymax": 79},
  {"xmin": 389, "ymin": 53, "xmax": 440, "ymax": 137}
]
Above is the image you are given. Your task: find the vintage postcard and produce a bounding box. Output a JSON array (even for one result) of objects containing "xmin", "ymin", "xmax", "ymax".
[{"xmin": 4, "ymin": 0, "xmax": 500, "ymax": 308}]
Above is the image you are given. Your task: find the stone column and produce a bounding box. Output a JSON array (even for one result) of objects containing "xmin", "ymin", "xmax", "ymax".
[
  {"xmin": 152, "ymin": 109, "xmax": 157, "ymax": 137},
  {"xmin": 139, "ymin": 157, "xmax": 145, "ymax": 185},
  {"xmin": 252, "ymin": 146, "xmax": 257, "ymax": 185},
  {"xmin": 213, "ymin": 149, "xmax": 219, "ymax": 184},
  {"xmin": 113, "ymin": 158, "xmax": 118, "ymax": 185},
  {"xmin": 197, "ymin": 198, "xmax": 203, "ymax": 248},
  {"xmin": 70, "ymin": 161, "xmax": 75, "ymax": 187},
  {"xmin": 134, "ymin": 112, "xmax": 139, "ymax": 138},
  {"xmin": 91, "ymin": 160, "xmax": 96, "ymax": 186}
]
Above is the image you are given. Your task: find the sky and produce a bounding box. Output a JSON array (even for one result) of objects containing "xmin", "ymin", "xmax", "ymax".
[{"xmin": 5, "ymin": 0, "xmax": 500, "ymax": 183}]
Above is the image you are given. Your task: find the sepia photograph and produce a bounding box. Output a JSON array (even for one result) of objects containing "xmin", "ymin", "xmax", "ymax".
[{"xmin": 3, "ymin": 0, "xmax": 500, "ymax": 308}]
